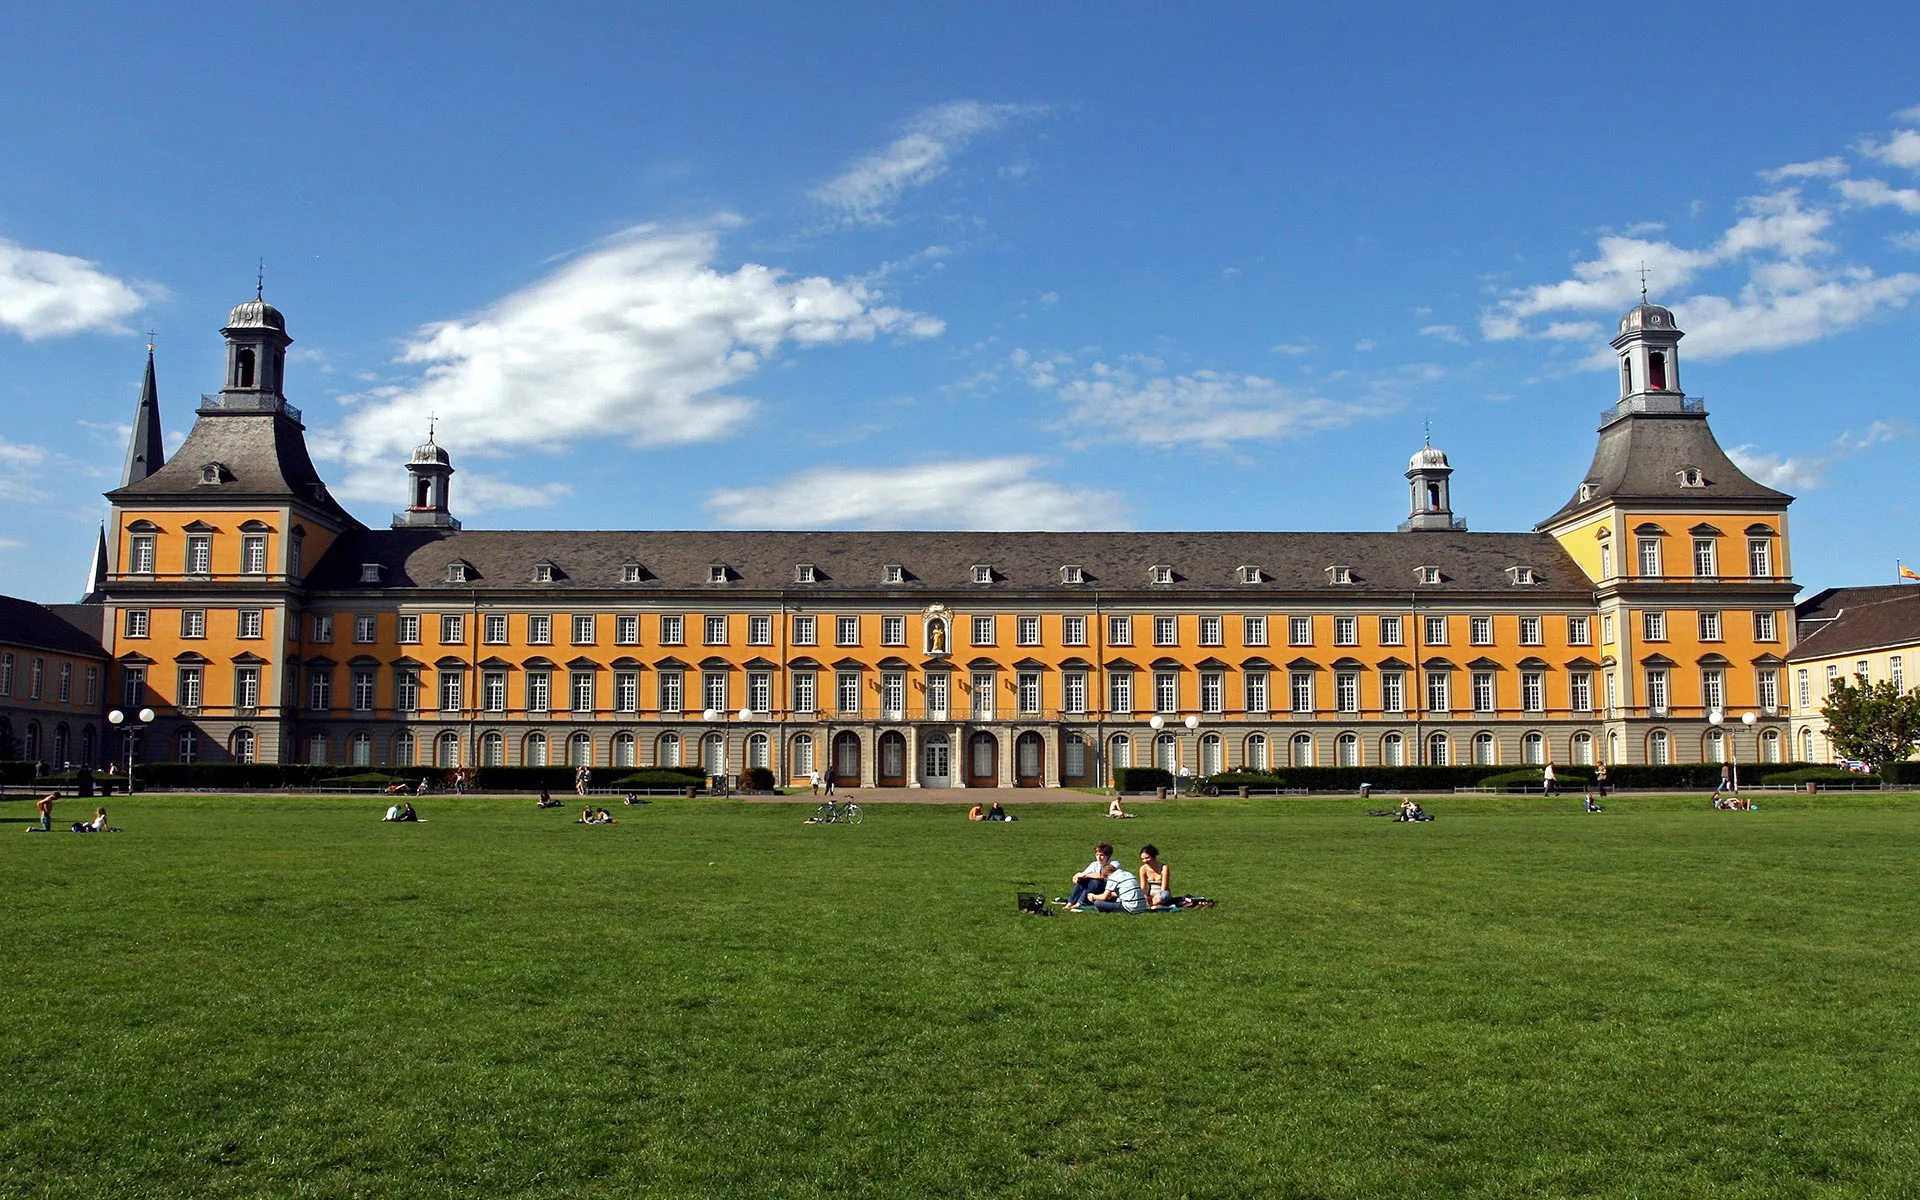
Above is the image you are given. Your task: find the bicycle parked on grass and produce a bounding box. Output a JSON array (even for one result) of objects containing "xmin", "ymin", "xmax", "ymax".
[{"xmin": 806, "ymin": 797, "xmax": 864, "ymax": 825}]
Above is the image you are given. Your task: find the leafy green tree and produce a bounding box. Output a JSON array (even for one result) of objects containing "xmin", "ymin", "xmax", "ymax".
[{"xmin": 1820, "ymin": 675, "xmax": 1920, "ymax": 775}]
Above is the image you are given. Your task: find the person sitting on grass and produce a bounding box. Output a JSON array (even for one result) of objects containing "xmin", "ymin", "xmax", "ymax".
[
  {"xmin": 30, "ymin": 791, "xmax": 56, "ymax": 832},
  {"xmin": 1107, "ymin": 796, "xmax": 1136, "ymax": 819},
  {"xmin": 536, "ymin": 790, "xmax": 562, "ymax": 809},
  {"xmin": 1397, "ymin": 797, "xmax": 1432, "ymax": 822},
  {"xmin": 1584, "ymin": 792, "xmax": 1605, "ymax": 813},
  {"xmin": 1139, "ymin": 845, "xmax": 1176, "ymax": 909},
  {"xmin": 987, "ymin": 801, "xmax": 1014, "ymax": 822},
  {"xmin": 578, "ymin": 806, "xmax": 596, "ymax": 824},
  {"xmin": 623, "ymin": 792, "xmax": 642, "ymax": 806},
  {"xmin": 1063, "ymin": 843, "xmax": 1117, "ymax": 907},
  {"xmin": 1073, "ymin": 865, "xmax": 1148, "ymax": 913},
  {"xmin": 968, "ymin": 804, "xmax": 985, "ymax": 821},
  {"xmin": 595, "ymin": 807, "xmax": 617, "ymax": 824},
  {"xmin": 88, "ymin": 806, "xmax": 115, "ymax": 832},
  {"xmin": 399, "ymin": 802, "xmax": 419, "ymax": 822},
  {"xmin": 383, "ymin": 803, "xmax": 402, "ymax": 822}
]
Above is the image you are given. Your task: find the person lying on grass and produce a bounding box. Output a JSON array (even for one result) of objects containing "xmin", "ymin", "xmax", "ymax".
[
  {"xmin": 1072, "ymin": 865, "xmax": 1147, "ymax": 913},
  {"xmin": 1065, "ymin": 843, "xmax": 1116, "ymax": 907},
  {"xmin": 1711, "ymin": 792, "xmax": 1755, "ymax": 810},
  {"xmin": 1108, "ymin": 796, "xmax": 1137, "ymax": 819},
  {"xmin": 1139, "ymin": 845, "xmax": 1174, "ymax": 909}
]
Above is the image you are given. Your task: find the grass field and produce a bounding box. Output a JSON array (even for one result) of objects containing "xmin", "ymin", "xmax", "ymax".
[{"xmin": 4, "ymin": 790, "xmax": 1920, "ymax": 1198}]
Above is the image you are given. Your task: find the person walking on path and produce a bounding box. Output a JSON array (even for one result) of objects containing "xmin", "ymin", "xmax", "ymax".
[
  {"xmin": 575, "ymin": 765, "xmax": 591, "ymax": 797},
  {"xmin": 1594, "ymin": 762, "xmax": 1609, "ymax": 797},
  {"xmin": 823, "ymin": 767, "xmax": 836, "ymax": 796},
  {"xmin": 1542, "ymin": 763, "xmax": 1558, "ymax": 796},
  {"xmin": 809, "ymin": 768, "xmax": 821, "ymax": 796}
]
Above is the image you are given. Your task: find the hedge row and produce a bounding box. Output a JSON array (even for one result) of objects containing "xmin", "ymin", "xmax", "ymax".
[{"xmin": 1112, "ymin": 767, "xmax": 1174, "ymax": 791}]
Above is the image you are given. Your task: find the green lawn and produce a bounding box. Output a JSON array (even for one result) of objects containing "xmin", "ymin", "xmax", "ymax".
[{"xmin": 4, "ymin": 791, "xmax": 1919, "ymax": 1198}]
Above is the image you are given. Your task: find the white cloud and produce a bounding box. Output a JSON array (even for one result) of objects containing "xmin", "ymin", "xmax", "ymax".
[
  {"xmin": 1352, "ymin": 338, "xmax": 1376, "ymax": 352},
  {"xmin": 1729, "ymin": 420, "xmax": 1909, "ymax": 490},
  {"xmin": 1418, "ymin": 325, "xmax": 1466, "ymax": 344},
  {"xmin": 705, "ymin": 457, "xmax": 1125, "ymax": 529},
  {"xmin": 0, "ymin": 239, "xmax": 151, "ymax": 340},
  {"xmin": 1836, "ymin": 177, "xmax": 1920, "ymax": 214},
  {"xmin": 812, "ymin": 101, "xmax": 1043, "ymax": 224},
  {"xmin": 0, "ymin": 536, "xmax": 26, "ymax": 551},
  {"xmin": 1271, "ymin": 341, "xmax": 1314, "ymax": 355},
  {"xmin": 1863, "ymin": 128, "xmax": 1920, "ymax": 172},
  {"xmin": 1761, "ymin": 156, "xmax": 1848, "ymax": 182},
  {"xmin": 1677, "ymin": 270, "xmax": 1920, "ymax": 359},
  {"xmin": 1014, "ymin": 351, "xmax": 1377, "ymax": 450},
  {"xmin": 1892, "ymin": 231, "xmax": 1920, "ymax": 252},
  {"xmin": 1539, "ymin": 321, "xmax": 1602, "ymax": 341},
  {"xmin": 1896, "ymin": 105, "xmax": 1920, "ymax": 124},
  {"xmin": 318, "ymin": 225, "xmax": 944, "ymax": 504}
]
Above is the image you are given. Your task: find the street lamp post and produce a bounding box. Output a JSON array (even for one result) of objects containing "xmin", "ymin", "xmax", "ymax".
[
  {"xmin": 105, "ymin": 706, "xmax": 156, "ymax": 791},
  {"xmin": 1708, "ymin": 710, "xmax": 1760, "ymax": 792},
  {"xmin": 1184, "ymin": 713, "xmax": 1202, "ymax": 778}
]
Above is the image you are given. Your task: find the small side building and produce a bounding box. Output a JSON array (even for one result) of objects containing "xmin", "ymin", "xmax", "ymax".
[
  {"xmin": 0, "ymin": 595, "xmax": 110, "ymax": 768},
  {"xmin": 1787, "ymin": 585, "xmax": 1920, "ymax": 764}
]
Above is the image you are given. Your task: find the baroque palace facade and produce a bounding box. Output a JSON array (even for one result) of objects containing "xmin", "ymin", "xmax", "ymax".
[{"xmin": 84, "ymin": 291, "xmax": 1801, "ymax": 786}]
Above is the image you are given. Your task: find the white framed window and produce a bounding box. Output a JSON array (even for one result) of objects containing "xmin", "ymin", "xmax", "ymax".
[
  {"xmin": 1334, "ymin": 616, "xmax": 1358, "ymax": 646},
  {"xmin": 1200, "ymin": 671, "xmax": 1223, "ymax": 714},
  {"xmin": 1638, "ymin": 537, "xmax": 1662, "ymax": 577},
  {"xmin": 397, "ymin": 614, "xmax": 420, "ymax": 644},
  {"xmin": 527, "ymin": 672, "xmax": 551, "ymax": 714},
  {"xmin": 1470, "ymin": 616, "xmax": 1493, "ymax": 646},
  {"xmin": 235, "ymin": 666, "xmax": 261, "ymax": 710},
  {"xmin": 1154, "ymin": 616, "xmax": 1178, "ymax": 646},
  {"xmin": 836, "ymin": 671, "xmax": 861, "ymax": 716},
  {"xmin": 794, "ymin": 563, "xmax": 817, "ymax": 584},
  {"xmin": 746, "ymin": 670, "xmax": 771, "ymax": 714},
  {"xmin": 1748, "ymin": 538, "xmax": 1773, "ymax": 577},
  {"xmin": 1154, "ymin": 672, "xmax": 1178, "ymax": 714},
  {"xmin": 572, "ymin": 671, "xmax": 595, "ymax": 714},
  {"xmin": 1062, "ymin": 615, "xmax": 1087, "ymax": 645},
  {"xmin": 1693, "ymin": 538, "xmax": 1717, "ymax": 577},
  {"xmin": 1107, "ymin": 615, "xmax": 1132, "ymax": 646},
  {"xmin": 1569, "ymin": 671, "xmax": 1592, "ymax": 712},
  {"xmin": 1290, "ymin": 672, "xmax": 1313, "ymax": 714},
  {"xmin": 616, "ymin": 614, "xmax": 640, "ymax": 645},
  {"xmin": 483, "ymin": 670, "xmax": 506, "ymax": 713},
  {"xmin": 395, "ymin": 672, "xmax": 419, "ymax": 713},
  {"xmin": 1602, "ymin": 614, "xmax": 1615, "ymax": 645},
  {"xmin": 1017, "ymin": 672, "xmax": 1041, "ymax": 715},
  {"xmin": 792, "ymin": 615, "xmax": 816, "ymax": 645},
  {"xmin": 880, "ymin": 615, "xmax": 904, "ymax": 646},
  {"xmin": 1518, "ymin": 616, "xmax": 1542, "ymax": 646},
  {"xmin": 703, "ymin": 671, "xmax": 728, "ymax": 713},
  {"xmin": 440, "ymin": 614, "xmax": 465, "ymax": 645},
  {"xmin": 186, "ymin": 534, "xmax": 212, "ymax": 575},
  {"xmin": 176, "ymin": 667, "xmax": 202, "ymax": 711},
  {"xmin": 660, "ymin": 615, "xmax": 684, "ymax": 645},
  {"xmin": 1757, "ymin": 668, "xmax": 1779, "ymax": 713},
  {"xmin": 1649, "ymin": 729, "xmax": 1670, "ymax": 765},
  {"xmin": 970, "ymin": 615, "xmax": 994, "ymax": 646},
  {"xmin": 1567, "ymin": 616, "xmax": 1590, "ymax": 646},
  {"xmin": 238, "ymin": 610, "xmax": 263, "ymax": 639},
  {"xmin": 1423, "ymin": 615, "xmax": 1447, "ymax": 646},
  {"xmin": 1642, "ymin": 611, "xmax": 1666, "ymax": 641},
  {"xmin": 1107, "ymin": 672, "xmax": 1131, "ymax": 716},
  {"xmin": 119, "ymin": 665, "xmax": 143, "ymax": 708},
  {"xmin": 748, "ymin": 614, "xmax": 773, "ymax": 645},
  {"xmin": 85, "ymin": 666, "xmax": 99, "ymax": 706},
  {"xmin": 705, "ymin": 615, "xmax": 728, "ymax": 646},
  {"xmin": 573, "ymin": 614, "xmax": 596, "ymax": 645},
  {"xmin": 1198, "ymin": 616, "xmax": 1223, "ymax": 646},
  {"xmin": 1753, "ymin": 611, "xmax": 1777, "ymax": 642},
  {"xmin": 1521, "ymin": 671, "xmax": 1544, "ymax": 713},
  {"xmin": 1245, "ymin": 671, "xmax": 1268, "ymax": 714},
  {"xmin": 129, "ymin": 534, "xmax": 155, "ymax": 574},
  {"xmin": 708, "ymin": 565, "xmax": 729, "ymax": 584},
  {"xmin": 439, "ymin": 671, "xmax": 465, "ymax": 715},
  {"xmin": 1288, "ymin": 616, "xmax": 1312, "ymax": 646},
  {"xmin": 1426, "ymin": 673, "xmax": 1450, "ymax": 714},
  {"xmin": 884, "ymin": 564, "xmax": 904, "ymax": 584},
  {"xmin": 532, "ymin": 563, "xmax": 553, "ymax": 584},
  {"xmin": 446, "ymin": 562, "xmax": 468, "ymax": 584},
  {"xmin": 1698, "ymin": 611, "xmax": 1721, "ymax": 641},
  {"xmin": 1064, "ymin": 672, "xmax": 1088, "ymax": 714},
  {"xmin": 311, "ymin": 614, "xmax": 333, "ymax": 643},
  {"xmin": 1472, "ymin": 731, "xmax": 1496, "ymax": 765},
  {"xmin": 972, "ymin": 564, "xmax": 994, "ymax": 585},
  {"xmin": 241, "ymin": 534, "xmax": 267, "ymax": 574},
  {"xmin": 791, "ymin": 672, "xmax": 816, "ymax": 714},
  {"xmin": 926, "ymin": 673, "xmax": 950, "ymax": 717},
  {"xmin": 1382, "ymin": 671, "xmax": 1404, "ymax": 714},
  {"xmin": 1379, "ymin": 615, "xmax": 1403, "ymax": 646},
  {"xmin": 483, "ymin": 613, "xmax": 507, "ymax": 644},
  {"xmin": 309, "ymin": 669, "xmax": 331, "ymax": 712},
  {"xmin": 882, "ymin": 671, "xmax": 905, "ymax": 716},
  {"xmin": 974, "ymin": 671, "xmax": 997, "ymax": 719},
  {"xmin": 528, "ymin": 614, "xmax": 552, "ymax": 644},
  {"xmin": 359, "ymin": 563, "xmax": 383, "ymax": 583},
  {"xmin": 124, "ymin": 609, "xmax": 149, "ymax": 638},
  {"xmin": 1150, "ymin": 565, "xmax": 1173, "ymax": 585},
  {"xmin": 1472, "ymin": 671, "xmax": 1495, "ymax": 713},
  {"xmin": 1645, "ymin": 668, "xmax": 1669, "ymax": 715},
  {"xmin": 1418, "ymin": 566, "xmax": 1441, "ymax": 585},
  {"xmin": 1891, "ymin": 656, "xmax": 1905, "ymax": 692},
  {"xmin": 1701, "ymin": 668, "xmax": 1724, "ymax": 713},
  {"xmin": 1600, "ymin": 545, "xmax": 1612, "ymax": 578},
  {"xmin": 621, "ymin": 563, "xmax": 642, "ymax": 583},
  {"xmin": 1017, "ymin": 615, "xmax": 1041, "ymax": 646},
  {"xmin": 1797, "ymin": 668, "xmax": 1810, "ymax": 710},
  {"xmin": 1335, "ymin": 671, "xmax": 1358, "ymax": 713},
  {"xmin": 838, "ymin": 615, "xmax": 862, "ymax": 646}
]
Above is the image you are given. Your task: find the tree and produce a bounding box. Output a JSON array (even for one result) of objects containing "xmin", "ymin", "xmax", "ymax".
[{"xmin": 1819, "ymin": 675, "xmax": 1920, "ymax": 775}]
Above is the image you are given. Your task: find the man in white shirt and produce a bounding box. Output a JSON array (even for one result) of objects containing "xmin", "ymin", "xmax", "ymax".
[
  {"xmin": 1065, "ymin": 843, "xmax": 1116, "ymax": 907},
  {"xmin": 1079, "ymin": 866, "xmax": 1148, "ymax": 914}
]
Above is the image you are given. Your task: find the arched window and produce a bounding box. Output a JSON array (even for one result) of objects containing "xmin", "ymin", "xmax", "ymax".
[
  {"xmin": 747, "ymin": 732, "xmax": 770, "ymax": 769},
  {"xmin": 52, "ymin": 724, "xmax": 68, "ymax": 766},
  {"xmin": 1649, "ymin": 729, "xmax": 1670, "ymax": 765},
  {"xmin": 526, "ymin": 732, "xmax": 549, "ymax": 766},
  {"xmin": 235, "ymin": 347, "xmax": 256, "ymax": 388},
  {"xmin": 1473, "ymin": 731, "xmax": 1496, "ymax": 765},
  {"xmin": 1382, "ymin": 732, "xmax": 1404, "ymax": 766},
  {"xmin": 231, "ymin": 727, "xmax": 256, "ymax": 764},
  {"xmin": 1291, "ymin": 733, "xmax": 1314, "ymax": 767},
  {"xmin": 1799, "ymin": 728, "xmax": 1814, "ymax": 762},
  {"xmin": 1571, "ymin": 731, "xmax": 1593, "ymax": 765},
  {"xmin": 1706, "ymin": 728, "xmax": 1726, "ymax": 763},
  {"xmin": 80, "ymin": 726, "xmax": 96, "ymax": 766},
  {"xmin": 393, "ymin": 730, "xmax": 415, "ymax": 766},
  {"xmin": 1761, "ymin": 728, "xmax": 1781, "ymax": 763},
  {"xmin": 569, "ymin": 732, "xmax": 593, "ymax": 767},
  {"xmin": 1154, "ymin": 733, "xmax": 1178, "ymax": 771},
  {"xmin": 1648, "ymin": 351, "xmax": 1667, "ymax": 390},
  {"xmin": 1199, "ymin": 732, "xmax": 1222, "ymax": 776},
  {"xmin": 308, "ymin": 732, "xmax": 329, "ymax": 764},
  {"xmin": 1245, "ymin": 733, "xmax": 1268, "ymax": 771},
  {"xmin": 613, "ymin": 732, "xmax": 636, "ymax": 768},
  {"xmin": 703, "ymin": 732, "xmax": 726, "ymax": 773},
  {"xmin": 480, "ymin": 731, "xmax": 503, "ymax": 766},
  {"xmin": 1608, "ymin": 730, "xmax": 1620, "ymax": 766},
  {"xmin": 658, "ymin": 732, "xmax": 681, "ymax": 767},
  {"xmin": 1426, "ymin": 732, "xmax": 1449, "ymax": 766},
  {"xmin": 791, "ymin": 733, "xmax": 813, "ymax": 776},
  {"xmin": 1109, "ymin": 734, "xmax": 1132, "ymax": 770},
  {"xmin": 1336, "ymin": 732, "xmax": 1359, "ymax": 767},
  {"xmin": 1522, "ymin": 732, "xmax": 1544, "ymax": 764},
  {"xmin": 436, "ymin": 731, "xmax": 460, "ymax": 766},
  {"xmin": 25, "ymin": 721, "xmax": 40, "ymax": 761},
  {"xmin": 176, "ymin": 727, "xmax": 198, "ymax": 764},
  {"xmin": 1062, "ymin": 732, "xmax": 1088, "ymax": 780}
]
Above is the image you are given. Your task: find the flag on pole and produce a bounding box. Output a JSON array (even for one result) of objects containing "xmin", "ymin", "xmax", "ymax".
[{"xmin": 1902, "ymin": 561, "xmax": 1920, "ymax": 581}]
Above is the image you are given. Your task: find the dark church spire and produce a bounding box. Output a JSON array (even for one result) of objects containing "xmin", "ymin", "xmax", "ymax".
[
  {"xmin": 120, "ymin": 343, "xmax": 165, "ymax": 487},
  {"xmin": 82, "ymin": 524, "xmax": 108, "ymax": 601}
]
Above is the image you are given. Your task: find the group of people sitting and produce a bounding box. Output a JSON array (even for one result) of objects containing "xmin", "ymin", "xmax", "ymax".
[
  {"xmin": 31, "ymin": 793, "xmax": 119, "ymax": 833},
  {"xmin": 577, "ymin": 807, "xmax": 618, "ymax": 824},
  {"xmin": 1060, "ymin": 841, "xmax": 1210, "ymax": 912},
  {"xmin": 383, "ymin": 779, "xmax": 432, "ymax": 797},
  {"xmin": 381, "ymin": 801, "xmax": 420, "ymax": 822},
  {"xmin": 966, "ymin": 802, "xmax": 1016, "ymax": 822},
  {"xmin": 1396, "ymin": 797, "xmax": 1434, "ymax": 822},
  {"xmin": 1711, "ymin": 792, "xmax": 1756, "ymax": 810}
]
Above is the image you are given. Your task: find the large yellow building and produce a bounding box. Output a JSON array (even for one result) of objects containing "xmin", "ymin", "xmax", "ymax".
[
  {"xmin": 88, "ymin": 292, "xmax": 1803, "ymax": 785},
  {"xmin": 1787, "ymin": 585, "xmax": 1920, "ymax": 765}
]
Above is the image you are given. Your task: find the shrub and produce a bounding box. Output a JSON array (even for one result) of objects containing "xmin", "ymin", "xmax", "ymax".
[
  {"xmin": 738, "ymin": 767, "xmax": 775, "ymax": 792},
  {"xmin": 612, "ymin": 769, "xmax": 710, "ymax": 790},
  {"xmin": 1758, "ymin": 766, "xmax": 1876, "ymax": 786},
  {"xmin": 1205, "ymin": 771, "xmax": 1286, "ymax": 790},
  {"xmin": 0, "ymin": 760, "xmax": 38, "ymax": 785},
  {"xmin": 1113, "ymin": 767, "xmax": 1173, "ymax": 792}
]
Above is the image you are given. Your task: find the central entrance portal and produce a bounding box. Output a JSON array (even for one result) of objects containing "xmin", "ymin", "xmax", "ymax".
[{"xmin": 923, "ymin": 732, "xmax": 951, "ymax": 787}]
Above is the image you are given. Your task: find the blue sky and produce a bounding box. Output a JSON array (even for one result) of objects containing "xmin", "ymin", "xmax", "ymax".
[{"xmin": 2, "ymin": 3, "xmax": 1917, "ymax": 604}]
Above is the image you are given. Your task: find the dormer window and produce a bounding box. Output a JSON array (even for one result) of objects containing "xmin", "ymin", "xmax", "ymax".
[
  {"xmin": 709, "ymin": 565, "xmax": 729, "ymax": 584},
  {"xmin": 884, "ymin": 564, "xmax": 905, "ymax": 584},
  {"xmin": 1150, "ymin": 565, "xmax": 1174, "ymax": 585},
  {"xmin": 1579, "ymin": 482, "xmax": 1596, "ymax": 502},
  {"xmin": 446, "ymin": 562, "xmax": 468, "ymax": 584},
  {"xmin": 532, "ymin": 563, "xmax": 554, "ymax": 583},
  {"xmin": 971, "ymin": 564, "xmax": 994, "ymax": 585},
  {"xmin": 1677, "ymin": 467, "xmax": 1705, "ymax": 488},
  {"xmin": 621, "ymin": 563, "xmax": 642, "ymax": 583},
  {"xmin": 1240, "ymin": 565, "xmax": 1265, "ymax": 585},
  {"xmin": 198, "ymin": 463, "xmax": 224, "ymax": 485},
  {"xmin": 1326, "ymin": 566, "xmax": 1351, "ymax": 585},
  {"xmin": 359, "ymin": 563, "xmax": 384, "ymax": 584},
  {"xmin": 1417, "ymin": 566, "xmax": 1441, "ymax": 585},
  {"xmin": 1507, "ymin": 566, "xmax": 1538, "ymax": 586},
  {"xmin": 1061, "ymin": 565, "xmax": 1085, "ymax": 585},
  {"xmin": 795, "ymin": 564, "xmax": 817, "ymax": 584}
]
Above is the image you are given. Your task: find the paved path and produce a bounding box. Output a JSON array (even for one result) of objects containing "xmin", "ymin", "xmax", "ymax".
[{"xmin": 740, "ymin": 787, "xmax": 1157, "ymax": 806}]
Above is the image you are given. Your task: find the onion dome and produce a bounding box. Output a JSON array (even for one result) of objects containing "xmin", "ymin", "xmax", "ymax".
[
  {"xmin": 1409, "ymin": 444, "xmax": 1451, "ymax": 470},
  {"xmin": 225, "ymin": 296, "xmax": 287, "ymax": 332},
  {"xmin": 411, "ymin": 435, "xmax": 451, "ymax": 466},
  {"xmin": 1617, "ymin": 302, "xmax": 1677, "ymax": 335}
]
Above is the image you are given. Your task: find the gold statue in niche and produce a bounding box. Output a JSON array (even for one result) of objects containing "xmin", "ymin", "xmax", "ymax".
[{"xmin": 929, "ymin": 620, "xmax": 946, "ymax": 653}]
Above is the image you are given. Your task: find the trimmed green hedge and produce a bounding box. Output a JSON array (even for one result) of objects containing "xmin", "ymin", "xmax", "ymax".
[
  {"xmin": 1758, "ymin": 766, "xmax": 1877, "ymax": 786},
  {"xmin": 739, "ymin": 767, "xmax": 776, "ymax": 792},
  {"xmin": 611, "ymin": 768, "xmax": 710, "ymax": 790},
  {"xmin": 1, "ymin": 760, "xmax": 40, "ymax": 785},
  {"xmin": 1113, "ymin": 767, "xmax": 1173, "ymax": 792}
]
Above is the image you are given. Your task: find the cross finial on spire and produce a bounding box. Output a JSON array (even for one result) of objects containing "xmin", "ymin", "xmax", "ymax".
[
  {"xmin": 146, "ymin": 328, "xmax": 155, "ymax": 354},
  {"xmin": 256, "ymin": 258, "xmax": 265, "ymax": 300},
  {"xmin": 1423, "ymin": 417, "xmax": 1432, "ymax": 447},
  {"xmin": 1639, "ymin": 261, "xmax": 1649, "ymax": 303},
  {"xmin": 427, "ymin": 411, "xmax": 437, "ymax": 442}
]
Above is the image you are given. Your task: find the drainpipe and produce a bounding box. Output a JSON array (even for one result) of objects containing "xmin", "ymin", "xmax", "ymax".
[
  {"xmin": 1410, "ymin": 592, "xmax": 1424, "ymax": 765},
  {"xmin": 1093, "ymin": 590, "xmax": 1105, "ymax": 787}
]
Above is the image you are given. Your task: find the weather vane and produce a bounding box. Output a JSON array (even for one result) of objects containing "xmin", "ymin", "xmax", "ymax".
[
  {"xmin": 1638, "ymin": 261, "xmax": 1649, "ymax": 303},
  {"xmin": 256, "ymin": 258, "xmax": 265, "ymax": 300}
]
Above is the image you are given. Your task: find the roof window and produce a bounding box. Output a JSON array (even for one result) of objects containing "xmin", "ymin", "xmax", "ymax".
[
  {"xmin": 1507, "ymin": 566, "xmax": 1538, "ymax": 585},
  {"xmin": 709, "ymin": 565, "xmax": 730, "ymax": 584},
  {"xmin": 532, "ymin": 563, "xmax": 553, "ymax": 583},
  {"xmin": 884, "ymin": 564, "xmax": 905, "ymax": 584},
  {"xmin": 359, "ymin": 563, "xmax": 384, "ymax": 584},
  {"xmin": 1326, "ymin": 566, "xmax": 1351, "ymax": 585},
  {"xmin": 1417, "ymin": 566, "xmax": 1441, "ymax": 585},
  {"xmin": 621, "ymin": 563, "xmax": 642, "ymax": 583},
  {"xmin": 1240, "ymin": 565, "xmax": 1265, "ymax": 584},
  {"xmin": 795, "ymin": 563, "xmax": 817, "ymax": 584},
  {"xmin": 1061, "ymin": 565, "xmax": 1085, "ymax": 585},
  {"xmin": 446, "ymin": 562, "xmax": 468, "ymax": 584},
  {"xmin": 1150, "ymin": 565, "xmax": 1174, "ymax": 585},
  {"xmin": 972, "ymin": 564, "xmax": 994, "ymax": 585}
]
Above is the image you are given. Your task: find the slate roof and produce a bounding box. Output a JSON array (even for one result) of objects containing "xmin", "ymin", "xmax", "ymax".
[
  {"xmin": 0, "ymin": 596, "xmax": 109, "ymax": 658},
  {"xmin": 1540, "ymin": 411, "xmax": 1791, "ymax": 527},
  {"xmin": 304, "ymin": 528, "xmax": 1594, "ymax": 598},
  {"xmin": 107, "ymin": 404, "xmax": 361, "ymax": 528},
  {"xmin": 1789, "ymin": 587, "xmax": 1920, "ymax": 661}
]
